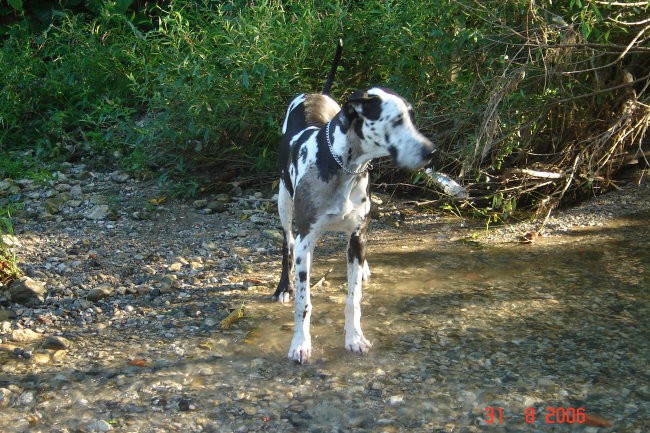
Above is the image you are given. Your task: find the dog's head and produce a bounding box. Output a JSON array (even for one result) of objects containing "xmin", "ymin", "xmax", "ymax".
[{"xmin": 342, "ymin": 87, "xmax": 437, "ymax": 170}]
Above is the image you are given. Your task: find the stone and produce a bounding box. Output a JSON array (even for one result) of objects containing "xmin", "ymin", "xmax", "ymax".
[
  {"xmin": 0, "ymin": 309, "xmax": 17, "ymax": 321},
  {"xmin": 110, "ymin": 171, "xmax": 130, "ymax": 183},
  {"xmin": 206, "ymin": 201, "xmax": 226, "ymax": 213},
  {"xmin": 8, "ymin": 277, "xmax": 47, "ymax": 306},
  {"xmin": 193, "ymin": 199, "xmax": 208, "ymax": 209},
  {"xmin": 87, "ymin": 285, "xmax": 113, "ymax": 302},
  {"xmin": 10, "ymin": 329, "xmax": 42, "ymax": 342},
  {"xmin": 86, "ymin": 205, "xmax": 110, "ymax": 221},
  {"xmin": 42, "ymin": 336, "xmax": 71, "ymax": 350}
]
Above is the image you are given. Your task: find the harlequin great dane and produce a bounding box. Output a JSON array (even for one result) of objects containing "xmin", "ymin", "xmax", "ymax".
[{"xmin": 273, "ymin": 40, "xmax": 437, "ymax": 363}]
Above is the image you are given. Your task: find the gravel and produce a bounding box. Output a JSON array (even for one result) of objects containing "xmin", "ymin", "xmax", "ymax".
[{"xmin": 0, "ymin": 163, "xmax": 648, "ymax": 432}]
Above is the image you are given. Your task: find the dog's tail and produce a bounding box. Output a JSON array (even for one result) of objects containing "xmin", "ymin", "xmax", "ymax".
[{"xmin": 322, "ymin": 38, "xmax": 343, "ymax": 95}]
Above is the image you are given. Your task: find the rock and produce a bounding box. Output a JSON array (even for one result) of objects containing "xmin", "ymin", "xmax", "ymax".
[
  {"xmin": 0, "ymin": 321, "xmax": 12, "ymax": 333},
  {"xmin": 0, "ymin": 309, "xmax": 17, "ymax": 321},
  {"xmin": 8, "ymin": 277, "xmax": 47, "ymax": 306},
  {"xmin": 42, "ymin": 336, "xmax": 71, "ymax": 350},
  {"xmin": 206, "ymin": 201, "xmax": 226, "ymax": 213},
  {"xmin": 32, "ymin": 352, "xmax": 51, "ymax": 364},
  {"xmin": 178, "ymin": 398, "xmax": 195, "ymax": 411},
  {"xmin": 0, "ymin": 179, "xmax": 21, "ymax": 194},
  {"xmin": 87, "ymin": 285, "xmax": 113, "ymax": 302},
  {"xmin": 44, "ymin": 197, "xmax": 65, "ymax": 214},
  {"xmin": 89, "ymin": 419, "xmax": 113, "ymax": 432},
  {"xmin": 0, "ymin": 388, "xmax": 12, "ymax": 408},
  {"xmin": 110, "ymin": 171, "xmax": 130, "ymax": 183},
  {"xmin": 168, "ymin": 262, "xmax": 183, "ymax": 272},
  {"xmin": 69, "ymin": 184, "xmax": 83, "ymax": 198},
  {"xmin": 193, "ymin": 199, "xmax": 208, "ymax": 209},
  {"xmin": 158, "ymin": 275, "xmax": 180, "ymax": 292},
  {"xmin": 10, "ymin": 329, "xmax": 42, "ymax": 343},
  {"xmin": 86, "ymin": 205, "xmax": 110, "ymax": 221}
]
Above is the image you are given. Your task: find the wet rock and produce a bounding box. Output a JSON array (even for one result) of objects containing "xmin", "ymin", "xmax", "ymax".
[
  {"xmin": 8, "ymin": 277, "xmax": 47, "ymax": 306},
  {"xmin": 178, "ymin": 397, "xmax": 196, "ymax": 411},
  {"xmin": 88, "ymin": 419, "xmax": 113, "ymax": 432}
]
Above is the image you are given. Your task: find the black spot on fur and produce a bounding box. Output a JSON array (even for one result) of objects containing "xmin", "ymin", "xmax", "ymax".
[
  {"xmin": 300, "ymin": 147, "xmax": 308, "ymax": 163},
  {"xmin": 315, "ymin": 127, "xmax": 340, "ymax": 182},
  {"xmin": 299, "ymin": 271, "xmax": 307, "ymax": 282},
  {"xmin": 348, "ymin": 232, "xmax": 366, "ymax": 264},
  {"xmin": 361, "ymin": 97, "xmax": 382, "ymax": 121},
  {"xmin": 296, "ymin": 257, "xmax": 302, "ymax": 265},
  {"xmin": 302, "ymin": 309, "xmax": 308, "ymax": 319},
  {"xmin": 392, "ymin": 115, "xmax": 403, "ymax": 127},
  {"xmin": 388, "ymin": 145, "xmax": 398, "ymax": 160},
  {"xmin": 353, "ymin": 118, "xmax": 364, "ymax": 139}
]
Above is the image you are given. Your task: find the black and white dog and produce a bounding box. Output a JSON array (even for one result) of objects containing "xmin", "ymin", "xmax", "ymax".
[{"xmin": 273, "ymin": 41, "xmax": 437, "ymax": 363}]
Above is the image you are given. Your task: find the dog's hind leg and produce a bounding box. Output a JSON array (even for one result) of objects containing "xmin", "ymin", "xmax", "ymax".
[
  {"xmin": 288, "ymin": 232, "xmax": 316, "ymax": 363},
  {"xmin": 272, "ymin": 182, "xmax": 295, "ymax": 303},
  {"xmin": 344, "ymin": 230, "xmax": 372, "ymax": 354}
]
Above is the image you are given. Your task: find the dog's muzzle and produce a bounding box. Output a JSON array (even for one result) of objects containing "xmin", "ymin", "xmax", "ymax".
[{"xmin": 396, "ymin": 136, "xmax": 437, "ymax": 171}]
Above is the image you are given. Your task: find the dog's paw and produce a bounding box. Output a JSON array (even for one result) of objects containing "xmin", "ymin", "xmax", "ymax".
[
  {"xmin": 278, "ymin": 291, "xmax": 292, "ymax": 304},
  {"xmin": 288, "ymin": 336, "xmax": 312, "ymax": 364},
  {"xmin": 362, "ymin": 260, "xmax": 371, "ymax": 282},
  {"xmin": 271, "ymin": 291, "xmax": 292, "ymax": 304},
  {"xmin": 345, "ymin": 334, "xmax": 372, "ymax": 354}
]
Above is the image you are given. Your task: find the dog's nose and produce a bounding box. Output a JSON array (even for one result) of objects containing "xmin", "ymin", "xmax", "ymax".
[{"xmin": 422, "ymin": 146, "xmax": 442, "ymax": 169}]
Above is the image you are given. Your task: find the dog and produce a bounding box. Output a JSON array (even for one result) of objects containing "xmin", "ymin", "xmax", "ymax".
[{"xmin": 273, "ymin": 40, "xmax": 437, "ymax": 363}]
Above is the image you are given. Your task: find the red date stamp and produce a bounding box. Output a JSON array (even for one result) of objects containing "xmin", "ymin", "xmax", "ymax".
[{"xmin": 485, "ymin": 406, "xmax": 587, "ymax": 425}]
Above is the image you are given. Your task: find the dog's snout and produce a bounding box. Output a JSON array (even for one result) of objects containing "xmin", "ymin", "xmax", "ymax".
[{"xmin": 421, "ymin": 144, "xmax": 436, "ymax": 161}]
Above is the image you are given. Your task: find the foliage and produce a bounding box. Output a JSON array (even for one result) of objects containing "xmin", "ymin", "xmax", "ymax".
[
  {"xmin": 0, "ymin": 205, "xmax": 21, "ymax": 285},
  {"xmin": 0, "ymin": 0, "xmax": 648, "ymax": 209}
]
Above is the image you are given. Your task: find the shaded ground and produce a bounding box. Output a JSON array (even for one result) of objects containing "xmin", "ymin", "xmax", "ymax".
[{"xmin": 0, "ymin": 166, "xmax": 648, "ymax": 433}]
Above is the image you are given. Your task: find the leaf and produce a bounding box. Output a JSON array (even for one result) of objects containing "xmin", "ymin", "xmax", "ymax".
[
  {"xmin": 585, "ymin": 413, "xmax": 612, "ymax": 427},
  {"xmin": 242, "ymin": 70, "xmax": 250, "ymax": 89},
  {"xmin": 128, "ymin": 359, "xmax": 147, "ymax": 367},
  {"xmin": 149, "ymin": 196, "xmax": 166, "ymax": 206},
  {"xmin": 219, "ymin": 305, "xmax": 245, "ymax": 330},
  {"xmin": 7, "ymin": 0, "xmax": 23, "ymax": 12}
]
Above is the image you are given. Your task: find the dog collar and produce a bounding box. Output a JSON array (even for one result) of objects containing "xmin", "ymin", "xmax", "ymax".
[{"xmin": 325, "ymin": 121, "xmax": 372, "ymax": 175}]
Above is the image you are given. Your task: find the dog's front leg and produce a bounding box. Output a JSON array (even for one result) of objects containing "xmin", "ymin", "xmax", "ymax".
[
  {"xmin": 345, "ymin": 231, "xmax": 372, "ymax": 354},
  {"xmin": 288, "ymin": 233, "xmax": 315, "ymax": 363}
]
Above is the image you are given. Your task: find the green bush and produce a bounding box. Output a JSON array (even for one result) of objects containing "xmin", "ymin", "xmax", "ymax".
[{"xmin": 1, "ymin": 0, "xmax": 648, "ymax": 209}]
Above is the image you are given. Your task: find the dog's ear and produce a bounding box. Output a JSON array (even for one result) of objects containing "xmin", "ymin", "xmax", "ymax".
[{"xmin": 344, "ymin": 91, "xmax": 382, "ymax": 121}]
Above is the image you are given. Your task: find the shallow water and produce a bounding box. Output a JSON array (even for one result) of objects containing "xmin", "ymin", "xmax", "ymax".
[{"xmin": 1, "ymin": 212, "xmax": 648, "ymax": 432}]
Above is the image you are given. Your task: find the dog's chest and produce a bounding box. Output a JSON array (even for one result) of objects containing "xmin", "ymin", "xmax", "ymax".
[{"xmin": 293, "ymin": 167, "xmax": 370, "ymax": 234}]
